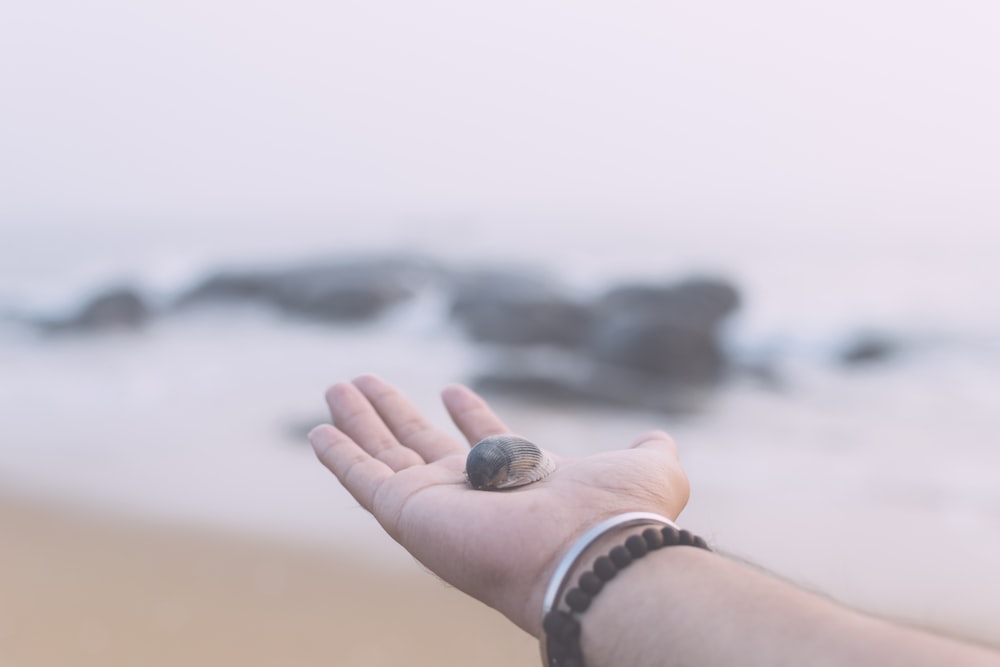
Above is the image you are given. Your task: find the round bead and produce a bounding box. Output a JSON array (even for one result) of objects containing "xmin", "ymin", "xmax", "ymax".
[
  {"xmin": 593, "ymin": 555, "xmax": 618, "ymax": 581},
  {"xmin": 565, "ymin": 587, "xmax": 592, "ymax": 612},
  {"xmin": 678, "ymin": 529, "xmax": 694, "ymax": 546},
  {"xmin": 661, "ymin": 525, "xmax": 679, "ymax": 546},
  {"xmin": 557, "ymin": 616, "xmax": 581, "ymax": 643},
  {"xmin": 578, "ymin": 570, "xmax": 603, "ymax": 596},
  {"xmin": 642, "ymin": 527, "xmax": 664, "ymax": 550},
  {"xmin": 625, "ymin": 534, "xmax": 649, "ymax": 558},
  {"xmin": 543, "ymin": 610, "xmax": 572, "ymax": 635},
  {"xmin": 693, "ymin": 535, "xmax": 709, "ymax": 550},
  {"xmin": 547, "ymin": 635, "xmax": 568, "ymax": 659},
  {"xmin": 609, "ymin": 545, "xmax": 633, "ymax": 568}
]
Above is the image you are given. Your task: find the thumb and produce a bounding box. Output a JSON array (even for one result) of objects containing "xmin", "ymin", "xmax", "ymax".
[{"xmin": 630, "ymin": 430, "xmax": 690, "ymax": 516}]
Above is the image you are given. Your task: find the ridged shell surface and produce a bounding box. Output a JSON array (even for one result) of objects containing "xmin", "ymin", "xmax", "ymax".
[{"xmin": 465, "ymin": 435, "xmax": 556, "ymax": 491}]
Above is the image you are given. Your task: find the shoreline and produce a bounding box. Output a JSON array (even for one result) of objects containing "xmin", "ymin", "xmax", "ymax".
[{"xmin": 0, "ymin": 490, "xmax": 536, "ymax": 667}]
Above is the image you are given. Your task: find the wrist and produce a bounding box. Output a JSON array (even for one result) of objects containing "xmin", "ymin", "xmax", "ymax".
[
  {"xmin": 538, "ymin": 513, "xmax": 710, "ymax": 666},
  {"xmin": 523, "ymin": 521, "xmax": 645, "ymax": 638}
]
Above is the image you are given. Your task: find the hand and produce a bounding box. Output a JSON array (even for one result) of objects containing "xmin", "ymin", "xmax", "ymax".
[{"xmin": 309, "ymin": 374, "xmax": 690, "ymax": 636}]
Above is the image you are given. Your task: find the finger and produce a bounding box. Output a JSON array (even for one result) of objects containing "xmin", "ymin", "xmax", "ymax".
[
  {"xmin": 440, "ymin": 384, "xmax": 511, "ymax": 445},
  {"xmin": 630, "ymin": 429, "xmax": 690, "ymax": 508},
  {"xmin": 309, "ymin": 424, "xmax": 393, "ymax": 512},
  {"xmin": 325, "ymin": 382, "xmax": 424, "ymax": 471},
  {"xmin": 630, "ymin": 430, "xmax": 680, "ymax": 458},
  {"xmin": 352, "ymin": 374, "xmax": 466, "ymax": 461}
]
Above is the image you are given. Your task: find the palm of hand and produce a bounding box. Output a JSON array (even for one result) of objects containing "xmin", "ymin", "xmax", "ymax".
[{"xmin": 310, "ymin": 375, "xmax": 690, "ymax": 636}]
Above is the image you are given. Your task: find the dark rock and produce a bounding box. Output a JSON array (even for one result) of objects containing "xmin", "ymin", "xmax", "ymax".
[
  {"xmin": 177, "ymin": 256, "xmax": 437, "ymax": 322},
  {"xmin": 840, "ymin": 334, "xmax": 897, "ymax": 365},
  {"xmin": 450, "ymin": 274, "xmax": 739, "ymax": 371},
  {"xmin": 178, "ymin": 272, "xmax": 274, "ymax": 303},
  {"xmin": 456, "ymin": 273, "xmax": 741, "ymax": 411},
  {"xmin": 266, "ymin": 265, "xmax": 415, "ymax": 321},
  {"xmin": 585, "ymin": 277, "xmax": 739, "ymax": 384},
  {"xmin": 448, "ymin": 269, "xmax": 591, "ymax": 347},
  {"xmin": 38, "ymin": 287, "xmax": 150, "ymax": 333},
  {"xmin": 472, "ymin": 361, "xmax": 710, "ymax": 414},
  {"xmin": 587, "ymin": 316, "xmax": 728, "ymax": 383},
  {"xmin": 595, "ymin": 278, "xmax": 740, "ymax": 331},
  {"xmin": 448, "ymin": 267, "xmax": 558, "ymax": 304},
  {"xmin": 453, "ymin": 297, "xmax": 592, "ymax": 347}
]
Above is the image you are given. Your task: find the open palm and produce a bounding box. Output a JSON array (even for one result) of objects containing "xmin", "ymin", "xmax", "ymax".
[{"xmin": 310, "ymin": 374, "xmax": 690, "ymax": 636}]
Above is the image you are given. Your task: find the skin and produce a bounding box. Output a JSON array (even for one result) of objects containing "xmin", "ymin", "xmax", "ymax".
[
  {"xmin": 308, "ymin": 373, "xmax": 689, "ymax": 636},
  {"xmin": 310, "ymin": 375, "xmax": 1000, "ymax": 667}
]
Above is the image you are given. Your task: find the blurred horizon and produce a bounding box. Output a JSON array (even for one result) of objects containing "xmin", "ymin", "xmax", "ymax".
[{"xmin": 4, "ymin": 0, "xmax": 998, "ymax": 343}]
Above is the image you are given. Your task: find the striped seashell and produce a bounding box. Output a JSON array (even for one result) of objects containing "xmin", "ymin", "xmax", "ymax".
[{"xmin": 465, "ymin": 434, "xmax": 556, "ymax": 491}]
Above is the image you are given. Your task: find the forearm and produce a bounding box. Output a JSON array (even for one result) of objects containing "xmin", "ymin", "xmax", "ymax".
[
  {"xmin": 310, "ymin": 378, "xmax": 997, "ymax": 666},
  {"xmin": 551, "ymin": 531, "xmax": 999, "ymax": 667}
]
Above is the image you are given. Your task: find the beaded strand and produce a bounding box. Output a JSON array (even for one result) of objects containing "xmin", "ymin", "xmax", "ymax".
[{"xmin": 542, "ymin": 525, "xmax": 711, "ymax": 667}]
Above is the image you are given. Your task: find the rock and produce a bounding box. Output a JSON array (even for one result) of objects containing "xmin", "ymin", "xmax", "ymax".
[
  {"xmin": 176, "ymin": 272, "xmax": 274, "ymax": 303},
  {"xmin": 456, "ymin": 274, "xmax": 742, "ymax": 411},
  {"xmin": 37, "ymin": 287, "xmax": 150, "ymax": 333},
  {"xmin": 452, "ymin": 297, "xmax": 592, "ymax": 347},
  {"xmin": 587, "ymin": 316, "xmax": 728, "ymax": 384},
  {"xmin": 177, "ymin": 256, "xmax": 437, "ymax": 322},
  {"xmin": 472, "ymin": 360, "xmax": 710, "ymax": 414},
  {"xmin": 448, "ymin": 269, "xmax": 591, "ymax": 347},
  {"xmin": 264, "ymin": 265, "xmax": 416, "ymax": 321},
  {"xmin": 840, "ymin": 334, "xmax": 897, "ymax": 365},
  {"xmin": 585, "ymin": 277, "xmax": 740, "ymax": 384},
  {"xmin": 595, "ymin": 278, "xmax": 740, "ymax": 331}
]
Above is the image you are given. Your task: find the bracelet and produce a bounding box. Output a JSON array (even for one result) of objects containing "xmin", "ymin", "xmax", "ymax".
[{"xmin": 539, "ymin": 512, "xmax": 711, "ymax": 666}]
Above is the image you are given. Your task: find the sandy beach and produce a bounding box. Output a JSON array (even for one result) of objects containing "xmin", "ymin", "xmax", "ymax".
[
  {"xmin": 0, "ymin": 491, "xmax": 537, "ymax": 667},
  {"xmin": 7, "ymin": 490, "xmax": 999, "ymax": 667}
]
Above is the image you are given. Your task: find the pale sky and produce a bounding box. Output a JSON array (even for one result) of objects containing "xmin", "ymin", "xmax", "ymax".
[{"xmin": 2, "ymin": 1, "xmax": 998, "ymax": 236}]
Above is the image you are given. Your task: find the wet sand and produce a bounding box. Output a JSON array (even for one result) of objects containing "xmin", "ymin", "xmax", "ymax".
[{"xmin": 0, "ymin": 492, "xmax": 536, "ymax": 667}]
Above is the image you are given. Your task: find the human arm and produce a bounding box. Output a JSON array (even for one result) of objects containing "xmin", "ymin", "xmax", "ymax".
[
  {"xmin": 309, "ymin": 375, "xmax": 1000, "ymax": 666},
  {"xmin": 558, "ymin": 526, "xmax": 999, "ymax": 667}
]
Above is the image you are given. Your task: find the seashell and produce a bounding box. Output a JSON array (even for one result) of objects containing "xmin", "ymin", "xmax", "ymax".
[{"xmin": 465, "ymin": 434, "xmax": 556, "ymax": 491}]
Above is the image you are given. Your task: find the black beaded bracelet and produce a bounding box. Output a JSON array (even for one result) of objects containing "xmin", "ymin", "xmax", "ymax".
[{"xmin": 540, "ymin": 513, "xmax": 711, "ymax": 667}]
